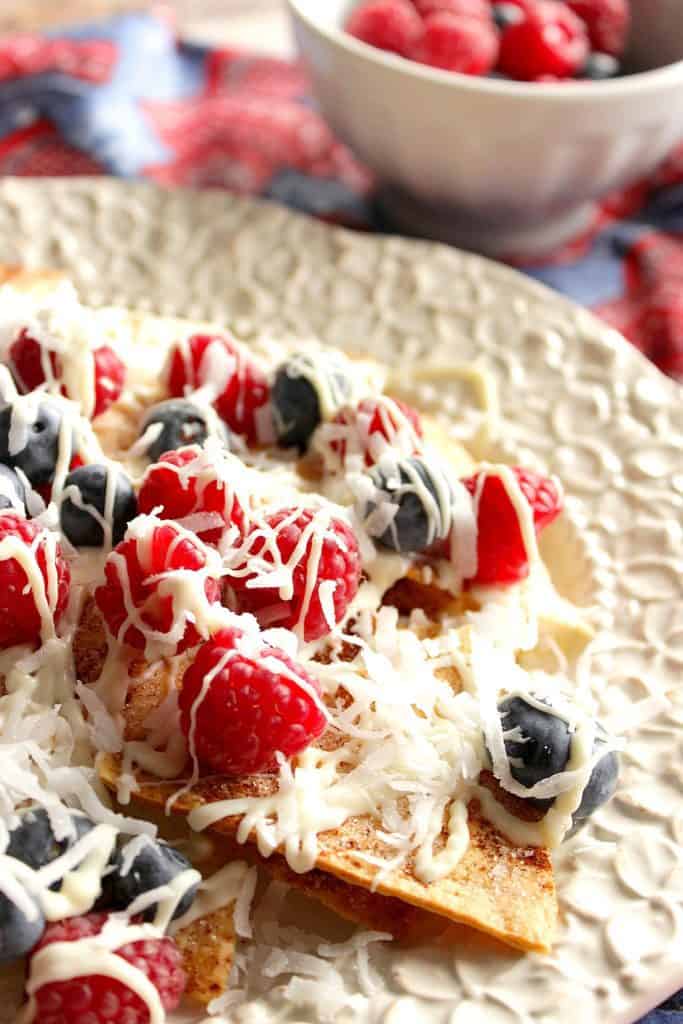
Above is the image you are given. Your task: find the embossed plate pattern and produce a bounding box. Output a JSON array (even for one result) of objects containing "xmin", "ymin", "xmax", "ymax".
[{"xmin": 0, "ymin": 177, "xmax": 681, "ymax": 1024}]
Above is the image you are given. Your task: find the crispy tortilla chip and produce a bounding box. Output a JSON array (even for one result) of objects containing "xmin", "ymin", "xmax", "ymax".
[
  {"xmin": 383, "ymin": 570, "xmax": 479, "ymax": 619},
  {"xmin": 175, "ymin": 906, "xmax": 236, "ymax": 1007},
  {"xmin": 74, "ymin": 597, "xmax": 191, "ymax": 741},
  {"xmin": 73, "ymin": 596, "xmax": 110, "ymax": 685},
  {"xmin": 98, "ymin": 754, "xmax": 556, "ymax": 954}
]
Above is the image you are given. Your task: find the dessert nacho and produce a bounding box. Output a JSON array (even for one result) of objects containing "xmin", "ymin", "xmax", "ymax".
[{"xmin": 0, "ymin": 267, "xmax": 620, "ymax": 1023}]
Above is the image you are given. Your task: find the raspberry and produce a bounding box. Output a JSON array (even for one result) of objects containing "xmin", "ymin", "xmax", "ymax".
[
  {"xmin": 8, "ymin": 331, "xmax": 125, "ymax": 419},
  {"xmin": 329, "ymin": 396, "xmax": 423, "ymax": 467},
  {"xmin": 29, "ymin": 912, "xmax": 185, "ymax": 1024},
  {"xmin": 95, "ymin": 519, "xmax": 221, "ymax": 655},
  {"xmin": 412, "ymin": 0, "xmax": 490, "ymax": 20},
  {"xmin": 566, "ymin": 0, "xmax": 629, "ymax": 57},
  {"xmin": 226, "ymin": 507, "xmax": 362, "ymax": 641},
  {"xmin": 0, "ymin": 513, "xmax": 70, "ymax": 648},
  {"xmin": 512, "ymin": 466, "xmax": 563, "ymax": 532},
  {"xmin": 167, "ymin": 334, "xmax": 270, "ymax": 445},
  {"xmin": 179, "ymin": 627, "xmax": 327, "ymax": 774},
  {"xmin": 411, "ymin": 13, "xmax": 499, "ymax": 74},
  {"xmin": 8, "ymin": 330, "xmax": 58, "ymax": 394},
  {"xmin": 92, "ymin": 345, "xmax": 126, "ymax": 417},
  {"xmin": 498, "ymin": 1, "xmax": 589, "ymax": 80},
  {"xmin": 138, "ymin": 445, "xmax": 248, "ymax": 545},
  {"xmin": 346, "ymin": 0, "xmax": 423, "ymax": 56},
  {"xmin": 462, "ymin": 466, "xmax": 562, "ymax": 585}
]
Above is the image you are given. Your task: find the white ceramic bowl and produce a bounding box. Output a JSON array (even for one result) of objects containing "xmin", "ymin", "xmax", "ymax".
[{"xmin": 287, "ymin": 0, "xmax": 683, "ymax": 256}]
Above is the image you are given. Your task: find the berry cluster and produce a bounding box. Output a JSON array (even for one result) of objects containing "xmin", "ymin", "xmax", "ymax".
[
  {"xmin": 345, "ymin": 0, "xmax": 629, "ymax": 81},
  {"xmin": 362, "ymin": 458, "xmax": 563, "ymax": 585},
  {"xmin": 1, "ymin": 807, "xmax": 197, "ymax": 1022}
]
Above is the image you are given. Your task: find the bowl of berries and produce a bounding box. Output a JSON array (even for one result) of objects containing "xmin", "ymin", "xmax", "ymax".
[{"xmin": 287, "ymin": 0, "xmax": 683, "ymax": 256}]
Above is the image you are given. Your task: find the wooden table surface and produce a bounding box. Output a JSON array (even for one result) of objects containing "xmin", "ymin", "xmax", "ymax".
[{"xmin": 1, "ymin": 0, "xmax": 293, "ymax": 55}]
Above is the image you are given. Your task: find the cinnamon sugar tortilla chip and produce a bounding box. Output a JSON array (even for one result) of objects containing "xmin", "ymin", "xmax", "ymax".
[
  {"xmin": 175, "ymin": 906, "xmax": 236, "ymax": 1007},
  {"xmin": 382, "ymin": 571, "xmax": 479, "ymax": 619},
  {"xmin": 98, "ymin": 753, "xmax": 556, "ymax": 954}
]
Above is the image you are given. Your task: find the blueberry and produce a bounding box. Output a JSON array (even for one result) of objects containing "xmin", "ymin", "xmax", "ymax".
[
  {"xmin": 0, "ymin": 891, "xmax": 45, "ymax": 963},
  {"xmin": 496, "ymin": 698, "xmax": 619, "ymax": 829},
  {"xmin": 364, "ymin": 455, "xmax": 453, "ymax": 553},
  {"xmin": 60, "ymin": 464, "xmax": 137, "ymax": 548},
  {"xmin": 140, "ymin": 399, "xmax": 222, "ymax": 461},
  {"xmin": 7, "ymin": 809, "xmax": 94, "ymax": 879},
  {"xmin": 103, "ymin": 838, "xmax": 198, "ymax": 922},
  {"xmin": 570, "ymin": 733, "xmax": 619, "ymax": 833},
  {"xmin": 580, "ymin": 52, "xmax": 620, "ymax": 80},
  {"xmin": 0, "ymin": 464, "xmax": 26, "ymax": 513},
  {"xmin": 492, "ymin": 3, "xmax": 524, "ymax": 30},
  {"xmin": 499, "ymin": 696, "xmax": 571, "ymax": 791},
  {"xmin": 272, "ymin": 352, "xmax": 352, "ymax": 450},
  {"xmin": 0, "ymin": 399, "xmax": 68, "ymax": 487}
]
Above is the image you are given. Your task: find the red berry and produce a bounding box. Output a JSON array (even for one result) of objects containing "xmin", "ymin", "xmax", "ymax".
[
  {"xmin": 95, "ymin": 519, "xmax": 221, "ymax": 655},
  {"xmin": 411, "ymin": 12, "xmax": 499, "ymax": 74},
  {"xmin": 92, "ymin": 345, "xmax": 126, "ymax": 418},
  {"xmin": 412, "ymin": 0, "xmax": 490, "ymax": 20},
  {"xmin": 498, "ymin": 1, "xmax": 589, "ymax": 80},
  {"xmin": 512, "ymin": 466, "xmax": 563, "ymax": 532},
  {"xmin": 179, "ymin": 627, "xmax": 327, "ymax": 774},
  {"xmin": 0, "ymin": 513, "xmax": 70, "ymax": 648},
  {"xmin": 346, "ymin": 0, "xmax": 423, "ymax": 56},
  {"xmin": 566, "ymin": 0, "xmax": 629, "ymax": 57},
  {"xmin": 328, "ymin": 395, "xmax": 423, "ymax": 467},
  {"xmin": 226, "ymin": 507, "xmax": 362, "ymax": 642},
  {"xmin": 8, "ymin": 331, "xmax": 125, "ymax": 419},
  {"xmin": 8, "ymin": 330, "xmax": 58, "ymax": 393},
  {"xmin": 30, "ymin": 912, "xmax": 185, "ymax": 1024},
  {"xmin": 167, "ymin": 334, "xmax": 271, "ymax": 445},
  {"xmin": 462, "ymin": 466, "xmax": 562, "ymax": 585},
  {"xmin": 138, "ymin": 445, "xmax": 248, "ymax": 545}
]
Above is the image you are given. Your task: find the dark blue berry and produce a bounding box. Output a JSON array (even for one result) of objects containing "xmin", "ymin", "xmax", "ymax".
[
  {"xmin": 0, "ymin": 891, "xmax": 45, "ymax": 963},
  {"xmin": 0, "ymin": 399, "xmax": 68, "ymax": 487},
  {"xmin": 103, "ymin": 839, "xmax": 198, "ymax": 922},
  {"xmin": 140, "ymin": 399, "xmax": 223, "ymax": 461},
  {"xmin": 272, "ymin": 353, "xmax": 352, "ymax": 450},
  {"xmin": 580, "ymin": 52, "xmax": 620, "ymax": 80},
  {"xmin": 499, "ymin": 696, "xmax": 571, "ymax": 791},
  {"xmin": 497, "ymin": 698, "xmax": 619, "ymax": 829},
  {"xmin": 570, "ymin": 732, "xmax": 619, "ymax": 833},
  {"xmin": 0, "ymin": 464, "xmax": 26, "ymax": 513},
  {"xmin": 7, "ymin": 809, "xmax": 94, "ymax": 881},
  {"xmin": 365, "ymin": 455, "xmax": 453, "ymax": 553},
  {"xmin": 492, "ymin": 3, "xmax": 524, "ymax": 30},
  {"xmin": 59, "ymin": 464, "xmax": 137, "ymax": 548}
]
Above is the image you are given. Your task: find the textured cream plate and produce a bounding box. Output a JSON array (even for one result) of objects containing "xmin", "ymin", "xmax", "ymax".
[{"xmin": 0, "ymin": 177, "xmax": 681, "ymax": 1024}]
